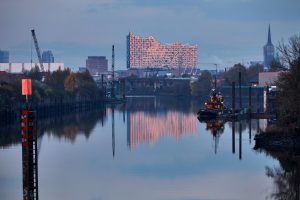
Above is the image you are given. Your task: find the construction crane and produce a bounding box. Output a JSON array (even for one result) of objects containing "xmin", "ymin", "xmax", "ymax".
[{"xmin": 31, "ymin": 29, "xmax": 44, "ymax": 72}]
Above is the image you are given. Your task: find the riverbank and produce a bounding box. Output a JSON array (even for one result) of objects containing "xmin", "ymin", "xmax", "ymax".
[
  {"xmin": 254, "ymin": 128, "xmax": 300, "ymax": 152},
  {"xmin": 0, "ymin": 97, "xmax": 121, "ymax": 125}
]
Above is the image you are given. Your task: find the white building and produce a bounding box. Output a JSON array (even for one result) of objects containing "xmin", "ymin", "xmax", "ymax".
[
  {"xmin": 0, "ymin": 63, "xmax": 64, "ymax": 73},
  {"xmin": 258, "ymin": 71, "xmax": 282, "ymax": 86}
]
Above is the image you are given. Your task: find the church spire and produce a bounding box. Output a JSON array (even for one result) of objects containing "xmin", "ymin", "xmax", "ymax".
[{"xmin": 267, "ymin": 24, "xmax": 272, "ymax": 45}]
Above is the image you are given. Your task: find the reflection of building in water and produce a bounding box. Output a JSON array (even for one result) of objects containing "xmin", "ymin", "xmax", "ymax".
[
  {"xmin": 127, "ymin": 111, "xmax": 197, "ymax": 149},
  {"xmin": 259, "ymin": 119, "xmax": 268, "ymax": 132}
]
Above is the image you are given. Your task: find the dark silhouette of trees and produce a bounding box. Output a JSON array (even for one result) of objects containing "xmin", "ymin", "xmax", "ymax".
[
  {"xmin": 269, "ymin": 60, "xmax": 286, "ymax": 72},
  {"xmin": 276, "ymin": 35, "xmax": 300, "ymax": 127},
  {"xmin": 246, "ymin": 64, "xmax": 264, "ymax": 82},
  {"xmin": 0, "ymin": 68, "xmax": 104, "ymax": 109},
  {"xmin": 44, "ymin": 68, "xmax": 71, "ymax": 95},
  {"xmin": 24, "ymin": 65, "xmax": 43, "ymax": 81},
  {"xmin": 191, "ymin": 70, "xmax": 212, "ymax": 96},
  {"xmin": 220, "ymin": 63, "xmax": 248, "ymax": 86},
  {"xmin": 263, "ymin": 151, "xmax": 300, "ymax": 200}
]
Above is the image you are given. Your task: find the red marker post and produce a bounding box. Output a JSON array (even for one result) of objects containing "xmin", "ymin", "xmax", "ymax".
[
  {"xmin": 22, "ymin": 79, "xmax": 32, "ymax": 103},
  {"xmin": 21, "ymin": 79, "xmax": 33, "ymax": 147},
  {"xmin": 21, "ymin": 79, "xmax": 38, "ymax": 199}
]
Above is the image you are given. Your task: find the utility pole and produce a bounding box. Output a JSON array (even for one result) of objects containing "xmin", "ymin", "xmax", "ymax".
[
  {"xmin": 112, "ymin": 45, "xmax": 115, "ymax": 99},
  {"xmin": 214, "ymin": 64, "xmax": 217, "ymax": 89}
]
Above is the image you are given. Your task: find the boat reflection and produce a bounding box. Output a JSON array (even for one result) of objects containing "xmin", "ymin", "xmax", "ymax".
[
  {"xmin": 200, "ymin": 119, "xmax": 225, "ymax": 154},
  {"xmin": 205, "ymin": 120, "xmax": 225, "ymax": 135}
]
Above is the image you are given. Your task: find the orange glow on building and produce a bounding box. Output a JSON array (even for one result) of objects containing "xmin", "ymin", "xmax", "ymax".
[
  {"xmin": 128, "ymin": 111, "xmax": 197, "ymax": 149},
  {"xmin": 127, "ymin": 32, "xmax": 197, "ymax": 69}
]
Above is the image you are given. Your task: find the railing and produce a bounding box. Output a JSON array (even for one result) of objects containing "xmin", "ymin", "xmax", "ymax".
[{"xmin": 0, "ymin": 96, "xmax": 105, "ymax": 125}]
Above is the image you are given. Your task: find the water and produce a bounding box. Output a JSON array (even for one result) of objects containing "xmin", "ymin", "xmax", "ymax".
[{"xmin": 0, "ymin": 97, "xmax": 290, "ymax": 200}]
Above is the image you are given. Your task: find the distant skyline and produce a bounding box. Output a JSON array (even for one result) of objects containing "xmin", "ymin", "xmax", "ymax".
[{"xmin": 1, "ymin": 0, "xmax": 300, "ymax": 70}]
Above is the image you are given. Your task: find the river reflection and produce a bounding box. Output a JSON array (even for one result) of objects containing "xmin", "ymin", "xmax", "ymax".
[{"xmin": 0, "ymin": 97, "xmax": 297, "ymax": 200}]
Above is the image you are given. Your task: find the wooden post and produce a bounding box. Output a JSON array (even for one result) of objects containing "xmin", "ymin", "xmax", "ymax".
[
  {"xmin": 112, "ymin": 105, "xmax": 115, "ymax": 158},
  {"xmin": 249, "ymin": 119, "xmax": 252, "ymax": 144},
  {"xmin": 101, "ymin": 74, "xmax": 104, "ymax": 88},
  {"xmin": 232, "ymin": 82, "xmax": 235, "ymax": 116},
  {"xmin": 122, "ymin": 79, "xmax": 126, "ymax": 99},
  {"xmin": 249, "ymin": 86, "xmax": 252, "ymax": 110},
  {"xmin": 232, "ymin": 120, "xmax": 235, "ymax": 154},
  {"xmin": 239, "ymin": 121, "xmax": 242, "ymax": 160},
  {"xmin": 239, "ymin": 71, "xmax": 242, "ymax": 109},
  {"xmin": 257, "ymin": 90, "xmax": 259, "ymax": 113}
]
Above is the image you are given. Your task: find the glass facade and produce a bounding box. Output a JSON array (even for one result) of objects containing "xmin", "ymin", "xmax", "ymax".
[
  {"xmin": 0, "ymin": 50, "xmax": 9, "ymax": 63},
  {"xmin": 127, "ymin": 32, "xmax": 197, "ymax": 70}
]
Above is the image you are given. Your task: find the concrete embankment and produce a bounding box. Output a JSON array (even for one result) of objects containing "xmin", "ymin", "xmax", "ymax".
[{"xmin": 254, "ymin": 132, "xmax": 300, "ymax": 152}]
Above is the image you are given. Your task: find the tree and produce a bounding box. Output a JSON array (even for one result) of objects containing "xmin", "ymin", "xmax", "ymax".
[
  {"xmin": 171, "ymin": 81, "xmax": 190, "ymax": 96},
  {"xmin": 221, "ymin": 63, "xmax": 248, "ymax": 86},
  {"xmin": 191, "ymin": 70, "xmax": 212, "ymax": 96},
  {"xmin": 44, "ymin": 68, "xmax": 71, "ymax": 94},
  {"xmin": 269, "ymin": 60, "xmax": 286, "ymax": 72},
  {"xmin": 25, "ymin": 65, "xmax": 43, "ymax": 81},
  {"xmin": 276, "ymin": 35, "xmax": 300, "ymax": 127},
  {"xmin": 64, "ymin": 73, "xmax": 78, "ymax": 93},
  {"xmin": 246, "ymin": 64, "xmax": 264, "ymax": 82}
]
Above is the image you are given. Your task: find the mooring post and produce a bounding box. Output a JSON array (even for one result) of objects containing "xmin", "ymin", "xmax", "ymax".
[
  {"xmin": 112, "ymin": 105, "xmax": 115, "ymax": 158},
  {"xmin": 232, "ymin": 120, "xmax": 235, "ymax": 154},
  {"xmin": 249, "ymin": 119, "xmax": 252, "ymax": 144},
  {"xmin": 256, "ymin": 118, "xmax": 260, "ymax": 134},
  {"xmin": 257, "ymin": 90, "xmax": 260, "ymax": 113},
  {"xmin": 122, "ymin": 79, "xmax": 126, "ymax": 99},
  {"xmin": 249, "ymin": 86, "xmax": 252, "ymax": 111},
  {"xmin": 232, "ymin": 82, "xmax": 236, "ymax": 116},
  {"xmin": 239, "ymin": 121, "xmax": 242, "ymax": 160},
  {"xmin": 239, "ymin": 71, "xmax": 242, "ymax": 109}
]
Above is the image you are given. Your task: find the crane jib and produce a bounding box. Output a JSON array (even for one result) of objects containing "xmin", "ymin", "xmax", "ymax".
[{"xmin": 31, "ymin": 29, "xmax": 44, "ymax": 72}]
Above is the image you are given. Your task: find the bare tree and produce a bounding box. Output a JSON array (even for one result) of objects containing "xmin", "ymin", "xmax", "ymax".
[
  {"xmin": 277, "ymin": 35, "xmax": 300, "ymax": 127},
  {"xmin": 278, "ymin": 35, "xmax": 300, "ymax": 67}
]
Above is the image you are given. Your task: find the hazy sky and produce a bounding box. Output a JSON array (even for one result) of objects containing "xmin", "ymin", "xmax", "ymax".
[{"xmin": 1, "ymin": 0, "xmax": 300, "ymax": 70}]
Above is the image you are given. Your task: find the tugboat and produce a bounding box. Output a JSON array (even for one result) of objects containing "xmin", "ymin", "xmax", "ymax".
[{"xmin": 197, "ymin": 89, "xmax": 230, "ymax": 121}]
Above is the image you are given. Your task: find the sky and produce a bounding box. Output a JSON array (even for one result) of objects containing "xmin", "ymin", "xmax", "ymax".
[{"xmin": 1, "ymin": 0, "xmax": 300, "ymax": 70}]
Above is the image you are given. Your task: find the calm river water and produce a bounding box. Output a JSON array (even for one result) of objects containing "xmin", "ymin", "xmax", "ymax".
[{"xmin": 0, "ymin": 97, "xmax": 297, "ymax": 200}]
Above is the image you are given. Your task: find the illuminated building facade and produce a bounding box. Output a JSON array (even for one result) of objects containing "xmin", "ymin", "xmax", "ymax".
[
  {"xmin": 127, "ymin": 111, "xmax": 197, "ymax": 149},
  {"xmin": 127, "ymin": 32, "xmax": 197, "ymax": 70}
]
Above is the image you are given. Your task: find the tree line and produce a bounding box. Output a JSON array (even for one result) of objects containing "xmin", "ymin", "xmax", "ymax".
[{"xmin": 0, "ymin": 67, "xmax": 104, "ymax": 110}]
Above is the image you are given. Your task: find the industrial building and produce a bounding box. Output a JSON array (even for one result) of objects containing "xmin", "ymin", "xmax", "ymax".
[
  {"xmin": 0, "ymin": 50, "xmax": 9, "ymax": 63},
  {"xmin": 0, "ymin": 63, "xmax": 64, "ymax": 73},
  {"xmin": 259, "ymin": 71, "xmax": 282, "ymax": 87},
  {"xmin": 86, "ymin": 56, "xmax": 108, "ymax": 75},
  {"xmin": 127, "ymin": 32, "xmax": 197, "ymax": 70}
]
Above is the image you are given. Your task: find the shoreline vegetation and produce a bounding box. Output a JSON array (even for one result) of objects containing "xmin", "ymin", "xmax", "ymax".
[
  {"xmin": 255, "ymin": 35, "xmax": 300, "ymax": 152},
  {"xmin": 0, "ymin": 68, "xmax": 105, "ymax": 124}
]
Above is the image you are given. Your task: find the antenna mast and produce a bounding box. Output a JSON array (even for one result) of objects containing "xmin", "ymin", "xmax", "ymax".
[{"xmin": 112, "ymin": 45, "xmax": 115, "ymax": 98}]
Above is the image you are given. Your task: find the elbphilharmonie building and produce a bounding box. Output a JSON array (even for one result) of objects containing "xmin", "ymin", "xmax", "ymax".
[{"xmin": 127, "ymin": 32, "xmax": 197, "ymax": 70}]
